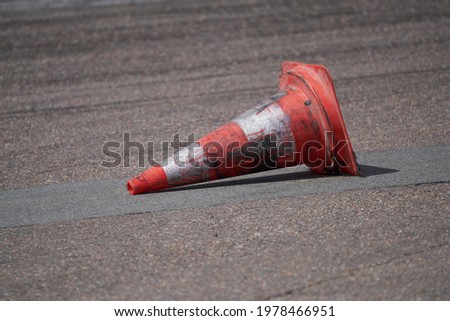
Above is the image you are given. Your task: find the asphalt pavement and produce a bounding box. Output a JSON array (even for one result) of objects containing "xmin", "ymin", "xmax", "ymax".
[{"xmin": 1, "ymin": 0, "xmax": 449, "ymax": 300}]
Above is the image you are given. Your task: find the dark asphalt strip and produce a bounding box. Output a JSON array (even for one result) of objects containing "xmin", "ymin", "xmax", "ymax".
[
  {"xmin": 0, "ymin": 0, "xmax": 163, "ymax": 12},
  {"xmin": 1, "ymin": 145, "xmax": 449, "ymax": 228}
]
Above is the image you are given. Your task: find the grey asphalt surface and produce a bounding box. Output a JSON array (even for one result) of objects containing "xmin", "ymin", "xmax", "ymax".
[
  {"xmin": 1, "ymin": 183, "xmax": 449, "ymax": 300},
  {"xmin": 1, "ymin": 0, "xmax": 450, "ymax": 300}
]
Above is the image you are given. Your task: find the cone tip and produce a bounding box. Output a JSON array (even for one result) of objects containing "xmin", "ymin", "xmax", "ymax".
[
  {"xmin": 127, "ymin": 166, "xmax": 169, "ymax": 195},
  {"xmin": 127, "ymin": 175, "xmax": 148, "ymax": 195},
  {"xmin": 126, "ymin": 181, "xmax": 135, "ymax": 195}
]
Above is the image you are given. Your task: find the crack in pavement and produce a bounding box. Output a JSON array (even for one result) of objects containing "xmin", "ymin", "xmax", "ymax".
[{"xmin": 263, "ymin": 242, "xmax": 449, "ymax": 300}]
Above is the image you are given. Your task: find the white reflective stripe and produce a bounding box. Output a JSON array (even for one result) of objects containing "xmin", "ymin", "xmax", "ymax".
[
  {"xmin": 232, "ymin": 102, "xmax": 296, "ymax": 149},
  {"xmin": 162, "ymin": 144, "xmax": 210, "ymax": 186}
]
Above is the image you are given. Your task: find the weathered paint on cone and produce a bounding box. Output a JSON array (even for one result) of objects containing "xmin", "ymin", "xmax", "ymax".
[{"xmin": 127, "ymin": 61, "xmax": 359, "ymax": 195}]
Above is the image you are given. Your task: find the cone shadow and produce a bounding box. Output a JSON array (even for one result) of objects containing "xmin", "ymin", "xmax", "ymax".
[
  {"xmin": 156, "ymin": 164, "xmax": 398, "ymax": 193},
  {"xmin": 358, "ymin": 164, "xmax": 399, "ymax": 177},
  {"xmin": 160, "ymin": 169, "xmax": 321, "ymax": 193}
]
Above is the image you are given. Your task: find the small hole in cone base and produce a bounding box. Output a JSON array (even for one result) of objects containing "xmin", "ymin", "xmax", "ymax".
[{"xmin": 127, "ymin": 182, "xmax": 134, "ymax": 194}]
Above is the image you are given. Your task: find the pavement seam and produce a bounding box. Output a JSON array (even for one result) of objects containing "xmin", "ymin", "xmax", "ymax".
[
  {"xmin": 0, "ymin": 180, "xmax": 448, "ymax": 231},
  {"xmin": 1, "ymin": 145, "xmax": 449, "ymax": 228}
]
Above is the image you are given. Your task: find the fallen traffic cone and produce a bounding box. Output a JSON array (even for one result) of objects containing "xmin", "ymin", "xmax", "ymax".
[{"xmin": 127, "ymin": 61, "xmax": 359, "ymax": 195}]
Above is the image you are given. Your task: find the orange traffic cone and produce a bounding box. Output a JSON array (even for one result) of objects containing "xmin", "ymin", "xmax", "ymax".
[{"xmin": 127, "ymin": 61, "xmax": 359, "ymax": 195}]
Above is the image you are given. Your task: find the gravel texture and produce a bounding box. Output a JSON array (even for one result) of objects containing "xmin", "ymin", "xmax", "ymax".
[
  {"xmin": 1, "ymin": 0, "xmax": 449, "ymax": 190},
  {"xmin": 0, "ymin": 0, "xmax": 449, "ymax": 301}
]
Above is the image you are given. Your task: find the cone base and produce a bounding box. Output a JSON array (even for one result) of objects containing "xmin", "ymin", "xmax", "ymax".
[{"xmin": 281, "ymin": 62, "xmax": 360, "ymax": 176}]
